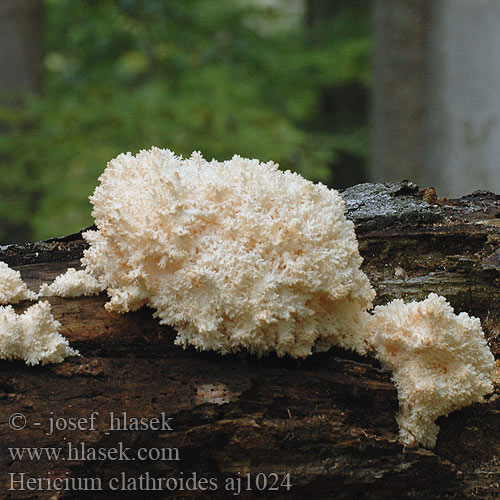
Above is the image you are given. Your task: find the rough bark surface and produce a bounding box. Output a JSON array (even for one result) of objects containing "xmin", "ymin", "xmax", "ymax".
[{"xmin": 1, "ymin": 182, "xmax": 500, "ymax": 499}]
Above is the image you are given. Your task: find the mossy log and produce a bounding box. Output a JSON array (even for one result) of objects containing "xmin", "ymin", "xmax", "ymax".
[{"xmin": 1, "ymin": 182, "xmax": 500, "ymax": 499}]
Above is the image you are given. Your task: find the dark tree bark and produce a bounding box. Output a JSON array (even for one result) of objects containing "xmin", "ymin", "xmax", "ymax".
[{"xmin": 1, "ymin": 182, "xmax": 500, "ymax": 499}]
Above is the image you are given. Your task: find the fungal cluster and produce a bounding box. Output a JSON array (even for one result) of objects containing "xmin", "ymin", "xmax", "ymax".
[
  {"xmin": 80, "ymin": 148, "xmax": 375, "ymax": 358},
  {"xmin": 368, "ymin": 293, "xmax": 494, "ymax": 447},
  {"xmin": 0, "ymin": 262, "xmax": 37, "ymax": 304},
  {"xmin": 0, "ymin": 263, "xmax": 78, "ymax": 365},
  {"xmin": 0, "ymin": 147, "xmax": 495, "ymax": 447}
]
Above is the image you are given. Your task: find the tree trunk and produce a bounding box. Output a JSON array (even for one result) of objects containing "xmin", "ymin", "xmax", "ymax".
[
  {"xmin": 371, "ymin": 0, "xmax": 430, "ymax": 188},
  {"xmin": 1, "ymin": 182, "xmax": 500, "ymax": 499},
  {"xmin": 0, "ymin": 0, "xmax": 43, "ymax": 244},
  {"xmin": 371, "ymin": 0, "xmax": 500, "ymax": 198},
  {"xmin": 0, "ymin": 0, "xmax": 43, "ymax": 97}
]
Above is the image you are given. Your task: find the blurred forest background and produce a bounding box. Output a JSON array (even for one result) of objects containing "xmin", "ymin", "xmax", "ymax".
[
  {"xmin": 0, "ymin": 0, "xmax": 370, "ymax": 244},
  {"xmin": 4, "ymin": 0, "xmax": 499, "ymax": 245}
]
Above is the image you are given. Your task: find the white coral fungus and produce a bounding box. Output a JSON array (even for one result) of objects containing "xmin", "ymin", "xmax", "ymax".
[
  {"xmin": 0, "ymin": 261, "xmax": 37, "ymax": 304},
  {"xmin": 81, "ymin": 147, "xmax": 375, "ymax": 358},
  {"xmin": 45, "ymin": 147, "xmax": 495, "ymax": 448},
  {"xmin": 0, "ymin": 301, "xmax": 79, "ymax": 365},
  {"xmin": 369, "ymin": 293, "xmax": 495, "ymax": 448},
  {"xmin": 39, "ymin": 268, "xmax": 104, "ymax": 298}
]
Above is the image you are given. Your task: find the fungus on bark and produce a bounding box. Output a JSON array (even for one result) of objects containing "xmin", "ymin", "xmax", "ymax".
[
  {"xmin": 0, "ymin": 261, "xmax": 37, "ymax": 304},
  {"xmin": 367, "ymin": 293, "xmax": 494, "ymax": 447},
  {"xmin": 38, "ymin": 148, "xmax": 496, "ymax": 447},
  {"xmin": 0, "ymin": 301, "xmax": 78, "ymax": 365},
  {"xmin": 79, "ymin": 147, "xmax": 375, "ymax": 358}
]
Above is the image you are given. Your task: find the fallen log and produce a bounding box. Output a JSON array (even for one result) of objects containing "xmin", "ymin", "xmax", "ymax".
[{"xmin": 1, "ymin": 181, "xmax": 499, "ymax": 499}]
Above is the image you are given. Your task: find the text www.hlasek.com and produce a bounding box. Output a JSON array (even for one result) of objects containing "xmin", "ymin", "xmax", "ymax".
[
  {"xmin": 8, "ymin": 444, "xmax": 293, "ymax": 494},
  {"xmin": 7, "ymin": 411, "xmax": 293, "ymax": 494},
  {"xmin": 9, "ymin": 441, "xmax": 179, "ymax": 462}
]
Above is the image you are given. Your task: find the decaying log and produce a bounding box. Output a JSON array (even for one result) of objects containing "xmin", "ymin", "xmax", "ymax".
[{"xmin": 1, "ymin": 181, "xmax": 500, "ymax": 499}]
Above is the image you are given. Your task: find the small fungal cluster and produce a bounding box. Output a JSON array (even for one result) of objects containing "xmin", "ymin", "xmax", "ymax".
[
  {"xmin": 0, "ymin": 147, "xmax": 495, "ymax": 448},
  {"xmin": 0, "ymin": 264, "xmax": 77, "ymax": 365},
  {"xmin": 368, "ymin": 293, "xmax": 494, "ymax": 448}
]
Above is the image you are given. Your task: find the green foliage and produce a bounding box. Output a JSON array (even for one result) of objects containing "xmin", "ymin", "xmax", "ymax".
[{"xmin": 0, "ymin": 0, "xmax": 370, "ymax": 242}]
